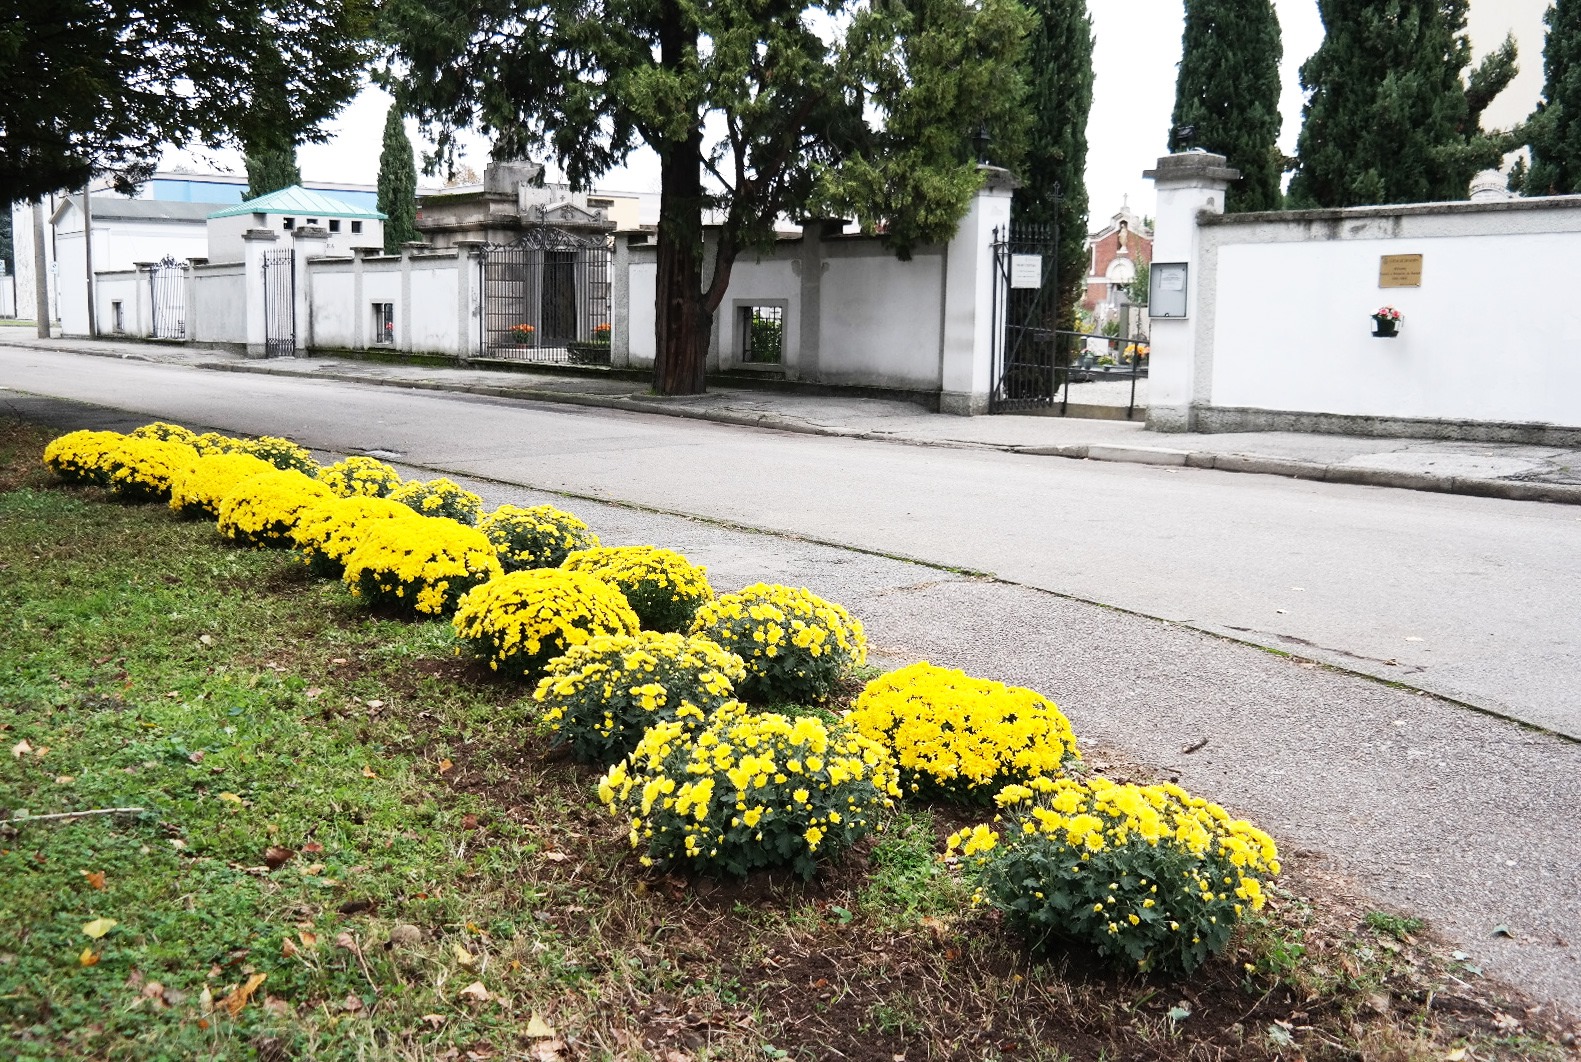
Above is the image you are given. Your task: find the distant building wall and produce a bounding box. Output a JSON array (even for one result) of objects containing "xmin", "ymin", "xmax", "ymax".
[{"xmin": 1146, "ymin": 151, "xmax": 1581, "ymax": 441}]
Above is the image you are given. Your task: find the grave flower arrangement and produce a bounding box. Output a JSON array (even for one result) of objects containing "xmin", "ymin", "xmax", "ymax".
[
  {"xmin": 599, "ymin": 707, "xmax": 900, "ymax": 879},
  {"xmin": 534, "ymin": 631, "xmax": 745, "ymax": 763},
  {"xmin": 452, "ymin": 568, "xmax": 639, "ymax": 678},
  {"xmin": 342, "ymin": 516, "xmax": 502, "ymax": 615},
  {"xmin": 949, "ymin": 776, "xmax": 1281, "ymax": 975},
  {"xmin": 847, "ymin": 661, "xmax": 1080, "ymax": 803},
  {"xmin": 689, "ymin": 583, "xmax": 866, "ymax": 704},
  {"xmin": 561, "ymin": 545, "xmax": 713, "ymax": 632}
]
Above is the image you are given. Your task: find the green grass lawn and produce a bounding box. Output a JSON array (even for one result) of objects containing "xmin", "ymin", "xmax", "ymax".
[{"xmin": 1, "ymin": 417, "xmax": 1573, "ymax": 1061}]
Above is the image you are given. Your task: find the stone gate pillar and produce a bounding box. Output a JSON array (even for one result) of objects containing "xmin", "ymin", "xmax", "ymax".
[{"xmin": 1143, "ymin": 152, "xmax": 1238, "ymax": 431}]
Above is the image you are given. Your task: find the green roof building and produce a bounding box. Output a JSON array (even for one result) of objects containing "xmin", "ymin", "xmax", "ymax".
[{"xmin": 206, "ymin": 185, "xmax": 389, "ymax": 262}]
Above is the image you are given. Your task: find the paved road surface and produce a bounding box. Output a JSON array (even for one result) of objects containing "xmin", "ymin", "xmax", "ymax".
[{"xmin": 3, "ymin": 347, "xmax": 1578, "ymax": 739}]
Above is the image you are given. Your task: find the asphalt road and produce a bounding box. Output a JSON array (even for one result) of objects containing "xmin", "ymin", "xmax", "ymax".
[
  {"xmin": 4, "ymin": 349, "xmax": 1581, "ymax": 1015},
  {"xmin": 3, "ymin": 347, "xmax": 1578, "ymax": 739}
]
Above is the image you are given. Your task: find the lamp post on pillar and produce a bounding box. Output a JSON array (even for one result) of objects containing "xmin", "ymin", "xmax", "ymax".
[{"xmin": 1141, "ymin": 152, "xmax": 1238, "ymax": 432}]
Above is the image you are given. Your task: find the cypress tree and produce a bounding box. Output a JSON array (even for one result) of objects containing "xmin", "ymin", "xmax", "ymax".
[
  {"xmin": 377, "ymin": 103, "xmax": 419, "ymax": 251},
  {"xmin": 1167, "ymin": 0, "xmax": 1284, "ymax": 212},
  {"xmin": 1012, "ymin": 0, "xmax": 1094, "ymax": 326},
  {"xmin": 1288, "ymin": 0, "xmax": 1516, "ymax": 207},
  {"xmin": 1520, "ymin": 0, "xmax": 1581, "ymax": 195},
  {"xmin": 243, "ymin": 143, "xmax": 302, "ymax": 200}
]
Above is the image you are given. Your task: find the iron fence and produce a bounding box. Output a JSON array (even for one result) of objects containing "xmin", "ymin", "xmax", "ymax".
[
  {"xmin": 989, "ymin": 223, "xmax": 1060, "ymax": 412},
  {"xmin": 262, "ymin": 250, "xmax": 295, "ymax": 357},
  {"xmin": 148, "ymin": 256, "xmax": 187, "ymax": 340},
  {"xmin": 480, "ymin": 224, "xmax": 612, "ymax": 365}
]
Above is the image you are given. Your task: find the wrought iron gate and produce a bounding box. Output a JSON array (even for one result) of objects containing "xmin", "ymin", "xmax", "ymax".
[
  {"xmin": 990, "ymin": 223, "xmax": 1066, "ymax": 412},
  {"xmin": 148, "ymin": 256, "xmax": 188, "ymax": 339},
  {"xmin": 481, "ymin": 223, "xmax": 612, "ymax": 364},
  {"xmin": 262, "ymin": 249, "xmax": 296, "ymax": 357}
]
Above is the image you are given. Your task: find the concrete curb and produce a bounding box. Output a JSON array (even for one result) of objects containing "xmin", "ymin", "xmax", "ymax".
[{"xmin": 12, "ymin": 336, "xmax": 1581, "ymax": 506}]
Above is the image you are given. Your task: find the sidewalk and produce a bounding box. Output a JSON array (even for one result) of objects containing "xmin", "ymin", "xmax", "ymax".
[{"xmin": 7, "ymin": 329, "xmax": 1581, "ymax": 505}]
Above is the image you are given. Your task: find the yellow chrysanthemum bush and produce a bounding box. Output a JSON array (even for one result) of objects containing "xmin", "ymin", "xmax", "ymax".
[
  {"xmin": 105, "ymin": 437, "xmax": 198, "ymax": 503},
  {"xmin": 847, "ymin": 662, "xmax": 1080, "ymax": 804},
  {"xmin": 192, "ymin": 431, "xmax": 245, "ymax": 455},
  {"xmin": 533, "ymin": 631, "xmax": 746, "ymax": 764},
  {"xmin": 947, "ymin": 776, "xmax": 1281, "ymax": 976},
  {"xmin": 290, "ymin": 495, "xmax": 418, "ymax": 577},
  {"xmin": 168, "ymin": 452, "xmax": 277, "ymax": 519},
  {"xmin": 42, "ymin": 430, "xmax": 127, "ymax": 486},
  {"xmin": 479, "ymin": 503, "xmax": 599, "ymax": 571},
  {"xmin": 688, "ymin": 584, "xmax": 866, "ymax": 705},
  {"xmin": 561, "ymin": 545, "xmax": 714, "ymax": 632},
  {"xmin": 216, "ymin": 469, "xmax": 333, "ymax": 547},
  {"xmin": 128, "ymin": 421, "xmax": 199, "ymax": 445},
  {"xmin": 317, "ymin": 455, "xmax": 402, "ymax": 498},
  {"xmin": 599, "ymin": 707, "xmax": 900, "ymax": 879},
  {"xmin": 452, "ymin": 569, "xmax": 640, "ymax": 679},
  {"xmin": 342, "ymin": 516, "xmax": 503, "ymax": 617},
  {"xmin": 388, "ymin": 477, "xmax": 484, "ymax": 525}
]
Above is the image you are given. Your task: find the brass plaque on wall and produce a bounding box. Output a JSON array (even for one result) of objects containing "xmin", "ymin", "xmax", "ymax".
[{"xmin": 1379, "ymin": 254, "xmax": 1423, "ymax": 287}]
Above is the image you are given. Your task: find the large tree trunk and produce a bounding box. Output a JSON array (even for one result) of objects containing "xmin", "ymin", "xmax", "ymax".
[{"xmin": 652, "ymin": 5, "xmax": 711, "ymax": 396}]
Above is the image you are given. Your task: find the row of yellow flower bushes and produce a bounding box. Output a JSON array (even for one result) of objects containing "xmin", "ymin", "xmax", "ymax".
[{"xmin": 42, "ymin": 422, "xmax": 1281, "ymax": 976}]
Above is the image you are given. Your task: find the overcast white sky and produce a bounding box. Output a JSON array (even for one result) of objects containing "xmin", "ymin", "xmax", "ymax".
[{"xmin": 170, "ymin": 0, "xmax": 1548, "ymax": 227}]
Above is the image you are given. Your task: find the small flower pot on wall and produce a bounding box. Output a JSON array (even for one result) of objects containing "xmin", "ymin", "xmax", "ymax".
[{"xmin": 1371, "ymin": 306, "xmax": 1402, "ymax": 338}]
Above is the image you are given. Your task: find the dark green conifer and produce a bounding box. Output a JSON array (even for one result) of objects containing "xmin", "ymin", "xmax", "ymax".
[
  {"xmin": 377, "ymin": 103, "xmax": 419, "ymax": 251},
  {"xmin": 243, "ymin": 143, "xmax": 302, "ymax": 200},
  {"xmin": 1011, "ymin": 0, "xmax": 1094, "ymax": 325},
  {"xmin": 1168, "ymin": 0, "xmax": 1284, "ymax": 212},
  {"xmin": 1288, "ymin": 0, "xmax": 1516, "ymax": 207},
  {"xmin": 1520, "ymin": 0, "xmax": 1581, "ymax": 195}
]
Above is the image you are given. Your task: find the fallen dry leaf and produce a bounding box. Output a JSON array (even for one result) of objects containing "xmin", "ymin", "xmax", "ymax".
[
  {"xmin": 79, "ymin": 947, "xmax": 100, "ymax": 967},
  {"xmin": 304, "ymin": 688, "xmax": 324, "ymax": 700},
  {"xmin": 541, "ymin": 851, "xmax": 569, "ymax": 863},
  {"xmin": 82, "ymin": 870, "xmax": 107, "ymax": 891},
  {"xmin": 222, "ymin": 972, "xmax": 267, "ymax": 1017},
  {"xmin": 361, "ymin": 766, "xmax": 377, "ymax": 779},
  {"xmin": 665, "ymin": 1051, "xmax": 693, "ymax": 1062},
  {"xmin": 438, "ymin": 758, "xmax": 454, "ymax": 774},
  {"xmin": 1442, "ymin": 1050, "xmax": 1468, "ymax": 1062},
  {"xmin": 458, "ymin": 981, "xmax": 490, "ymax": 1002},
  {"xmin": 334, "ymin": 932, "xmax": 358, "ymax": 951},
  {"xmin": 453, "ymin": 942, "xmax": 476, "ymax": 967},
  {"xmin": 302, "ymin": 842, "xmax": 324, "ymax": 853},
  {"xmin": 263, "ymin": 846, "xmax": 296, "ymax": 870},
  {"xmin": 217, "ymin": 792, "xmax": 245, "ymax": 805},
  {"xmin": 55, "ymin": 775, "xmax": 74, "ymax": 785},
  {"xmin": 199, "ymin": 986, "xmax": 214, "ymax": 1014},
  {"xmin": 199, "ymin": 634, "xmax": 214, "ymax": 646},
  {"xmin": 366, "ymin": 699, "xmax": 384, "ymax": 710},
  {"xmin": 300, "ymin": 863, "xmax": 326, "ymax": 876},
  {"xmin": 420, "ymin": 1013, "xmax": 446, "ymax": 1028},
  {"xmin": 281, "ymin": 938, "xmax": 298, "ymax": 958},
  {"xmin": 81, "ymin": 918, "xmax": 117, "ymax": 939},
  {"xmin": 298, "ymin": 931, "xmax": 319, "ymax": 950},
  {"xmin": 11, "ymin": 739, "xmax": 32, "ymax": 758},
  {"xmin": 529, "ymin": 1040, "xmax": 566, "ymax": 1061},
  {"xmin": 525, "ymin": 1013, "xmax": 556, "ymax": 1038}
]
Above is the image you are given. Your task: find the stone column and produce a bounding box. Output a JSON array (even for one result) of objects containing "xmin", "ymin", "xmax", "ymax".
[
  {"xmin": 455, "ymin": 240, "xmax": 486, "ymax": 363},
  {"xmin": 292, "ymin": 227, "xmax": 331, "ymax": 355},
  {"xmin": 1142, "ymin": 152, "xmax": 1238, "ymax": 431},
  {"xmin": 939, "ymin": 166, "xmax": 1016, "ymax": 415},
  {"xmin": 132, "ymin": 262, "xmax": 156, "ymax": 337},
  {"xmin": 610, "ymin": 233, "xmax": 647, "ymax": 369},
  {"xmin": 241, "ymin": 228, "xmax": 280, "ymax": 358}
]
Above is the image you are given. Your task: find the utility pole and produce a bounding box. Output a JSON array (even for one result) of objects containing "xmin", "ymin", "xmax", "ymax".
[
  {"xmin": 32, "ymin": 200, "xmax": 50, "ymax": 338},
  {"xmin": 83, "ymin": 184, "xmax": 97, "ymax": 336}
]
